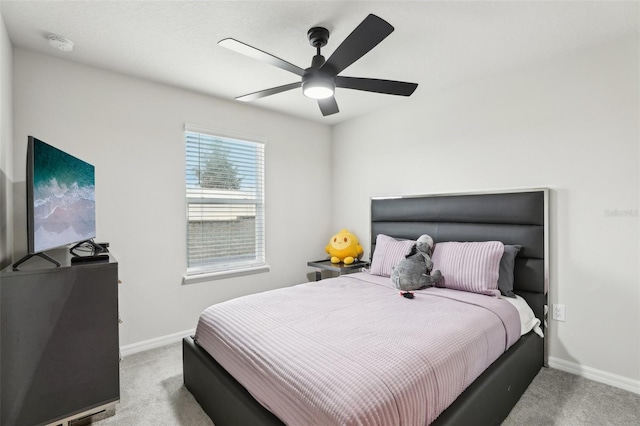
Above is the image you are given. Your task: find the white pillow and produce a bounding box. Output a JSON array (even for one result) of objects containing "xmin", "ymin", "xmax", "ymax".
[{"xmin": 504, "ymin": 295, "xmax": 544, "ymax": 337}]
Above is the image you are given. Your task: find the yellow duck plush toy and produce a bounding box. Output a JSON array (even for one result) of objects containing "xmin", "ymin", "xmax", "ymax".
[{"xmin": 325, "ymin": 229, "xmax": 364, "ymax": 264}]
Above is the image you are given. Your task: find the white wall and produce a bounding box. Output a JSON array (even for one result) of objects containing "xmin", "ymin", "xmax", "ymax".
[
  {"xmin": 12, "ymin": 49, "xmax": 332, "ymax": 346},
  {"xmin": 0, "ymin": 10, "xmax": 13, "ymax": 269},
  {"xmin": 332, "ymin": 35, "xmax": 639, "ymax": 385}
]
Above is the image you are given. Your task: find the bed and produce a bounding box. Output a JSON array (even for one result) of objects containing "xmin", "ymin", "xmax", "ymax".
[{"xmin": 183, "ymin": 189, "xmax": 549, "ymax": 425}]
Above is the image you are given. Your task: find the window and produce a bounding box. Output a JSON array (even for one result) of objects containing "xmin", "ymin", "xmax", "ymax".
[{"xmin": 185, "ymin": 125, "xmax": 266, "ymax": 279}]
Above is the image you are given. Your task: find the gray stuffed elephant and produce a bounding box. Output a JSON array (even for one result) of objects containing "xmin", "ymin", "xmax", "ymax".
[{"xmin": 391, "ymin": 234, "xmax": 442, "ymax": 291}]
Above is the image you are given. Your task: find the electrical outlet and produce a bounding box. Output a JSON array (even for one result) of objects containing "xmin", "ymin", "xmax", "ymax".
[{"xmin": 553, "ymin": 304, "xmax": 566, "ymax": 322}]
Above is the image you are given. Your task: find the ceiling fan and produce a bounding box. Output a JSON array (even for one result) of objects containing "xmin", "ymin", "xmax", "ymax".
[{"xmin": 218, "ymin": 14, "xmax": 418, "ymax": 117}]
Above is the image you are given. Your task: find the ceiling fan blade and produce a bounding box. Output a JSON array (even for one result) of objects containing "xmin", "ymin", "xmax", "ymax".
[
  {"xmin": 318, "ymin": 97, "xmax": 339, "ymax": 116},
  {"xmin": 219, "ymin": 38, "xmax": 305, "ymax": 77},
  {"xmin": 321, "ymin": 14, "xmax": 394, "ymax": 76},
  {"xmin": 236, "ymin": 82, "xmax": 301, "ymax": 102},
  {"xmin": 336, "ymin": 76, "xmax": 418, "ymax": 96}
]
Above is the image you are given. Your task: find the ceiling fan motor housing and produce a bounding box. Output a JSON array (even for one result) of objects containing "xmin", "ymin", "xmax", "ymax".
[{"xmin": 303, "ymin": 26, "xmax": 335, "ymax": 100}]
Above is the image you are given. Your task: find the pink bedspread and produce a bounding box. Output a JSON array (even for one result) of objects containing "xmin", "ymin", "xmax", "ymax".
[{"xmin": 194, "ymin": 272, "xmax": 520, "ymax": 425}]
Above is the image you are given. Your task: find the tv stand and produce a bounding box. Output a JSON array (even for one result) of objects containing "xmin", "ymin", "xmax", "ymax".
[
  {"xmin": 1, "ymin": 248, "xmax": 120, "ymax": 425},
  {"xmin": 11, "ymin": 251, "xmax": 61, "ymax": 271}
]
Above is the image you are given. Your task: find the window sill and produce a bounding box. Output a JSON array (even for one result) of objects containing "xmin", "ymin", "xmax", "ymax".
[{"xmin": 182, "ymin": 264, "xmax": 270, "ymax": 285}]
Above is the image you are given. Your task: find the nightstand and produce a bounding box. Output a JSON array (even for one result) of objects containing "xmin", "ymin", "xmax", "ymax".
[{"xmin": 307, "ymin": 259, "xmax": 370, "ymax": 281}]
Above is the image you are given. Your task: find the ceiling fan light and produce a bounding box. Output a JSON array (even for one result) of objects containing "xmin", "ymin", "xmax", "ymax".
[{"xmin": 302, "ymin": 79, "xmax": 335, "ymax": 99}]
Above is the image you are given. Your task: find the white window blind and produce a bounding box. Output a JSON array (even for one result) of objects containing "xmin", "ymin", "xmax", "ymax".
[{"xmin": 185, "ymin": 128, "xmax": 265, "ymax": 276}]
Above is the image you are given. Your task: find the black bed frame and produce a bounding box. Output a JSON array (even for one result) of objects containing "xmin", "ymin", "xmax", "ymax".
[{"xmin": 183, "ymin": 189, "xmax": 549, "ymax": 425}]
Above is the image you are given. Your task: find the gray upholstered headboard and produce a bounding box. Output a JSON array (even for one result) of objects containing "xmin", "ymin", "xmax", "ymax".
[{"xmin": 370, "ymin": 189, "xmax": 548, "ymax": 328}]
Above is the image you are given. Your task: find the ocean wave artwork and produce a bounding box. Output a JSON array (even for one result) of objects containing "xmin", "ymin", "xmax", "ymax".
[{"xmin": 32, "ymin": 140, "xmax": 95, "ymax": 253}]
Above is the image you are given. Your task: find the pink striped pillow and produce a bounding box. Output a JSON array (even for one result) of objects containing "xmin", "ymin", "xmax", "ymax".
[
  {"xmin": 369, "ymin": 234, "xmax": 415, "ymax": 277},
  {"xmin": 431, "ymin": 241, "xmax": 505, "ymax": 296}
]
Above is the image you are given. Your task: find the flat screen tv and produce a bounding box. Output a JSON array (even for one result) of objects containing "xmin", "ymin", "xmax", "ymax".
[{"xmin": 26, "ymin": 136, "xmax": 96, "ymax": 255}]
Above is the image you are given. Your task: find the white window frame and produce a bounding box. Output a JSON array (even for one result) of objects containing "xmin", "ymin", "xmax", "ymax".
[{"xmin": 183, "ymin": 124, "xmax": 268, "ymax": 284}]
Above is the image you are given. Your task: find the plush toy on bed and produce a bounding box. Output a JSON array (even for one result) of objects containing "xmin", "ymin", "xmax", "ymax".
[
  {"xmin": 391, "ymin": 234, "xmax": 442, "ymax": 291},
  {"xmin": 325, "ymin": 229, "xmax": 364, "ymax": 264}
]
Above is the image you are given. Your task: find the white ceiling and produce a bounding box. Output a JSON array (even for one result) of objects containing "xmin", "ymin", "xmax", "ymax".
[{"xmin": 1, "ymin": 0, "xmax": 638, "ymax": 125}]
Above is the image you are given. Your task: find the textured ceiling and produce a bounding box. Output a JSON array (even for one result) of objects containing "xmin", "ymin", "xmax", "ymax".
[{"xmin": 1, "ymin": 0, "xmax": 638, "ymax": 125}]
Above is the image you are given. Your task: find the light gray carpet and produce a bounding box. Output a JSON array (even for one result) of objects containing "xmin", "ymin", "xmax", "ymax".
[
  {"xmin": 95, "ymin": 343, "xmax": 213, "ymax": 426},
  {"xmin": 95, "ymin": 342, "xmax": 639, "ymax": 425},
  {"xmin": 503, "ymin": 367, "xmax": 640, "ymax": 425}
]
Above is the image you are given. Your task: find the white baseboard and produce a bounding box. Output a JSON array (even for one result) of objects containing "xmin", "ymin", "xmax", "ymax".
[
  {"xmin": 120, "ymin": 328, "xmax": 195, "ymax": 357},
  {"xmin": 548, "ymin": 356, "xmax": 640, "ymax": 395}
]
